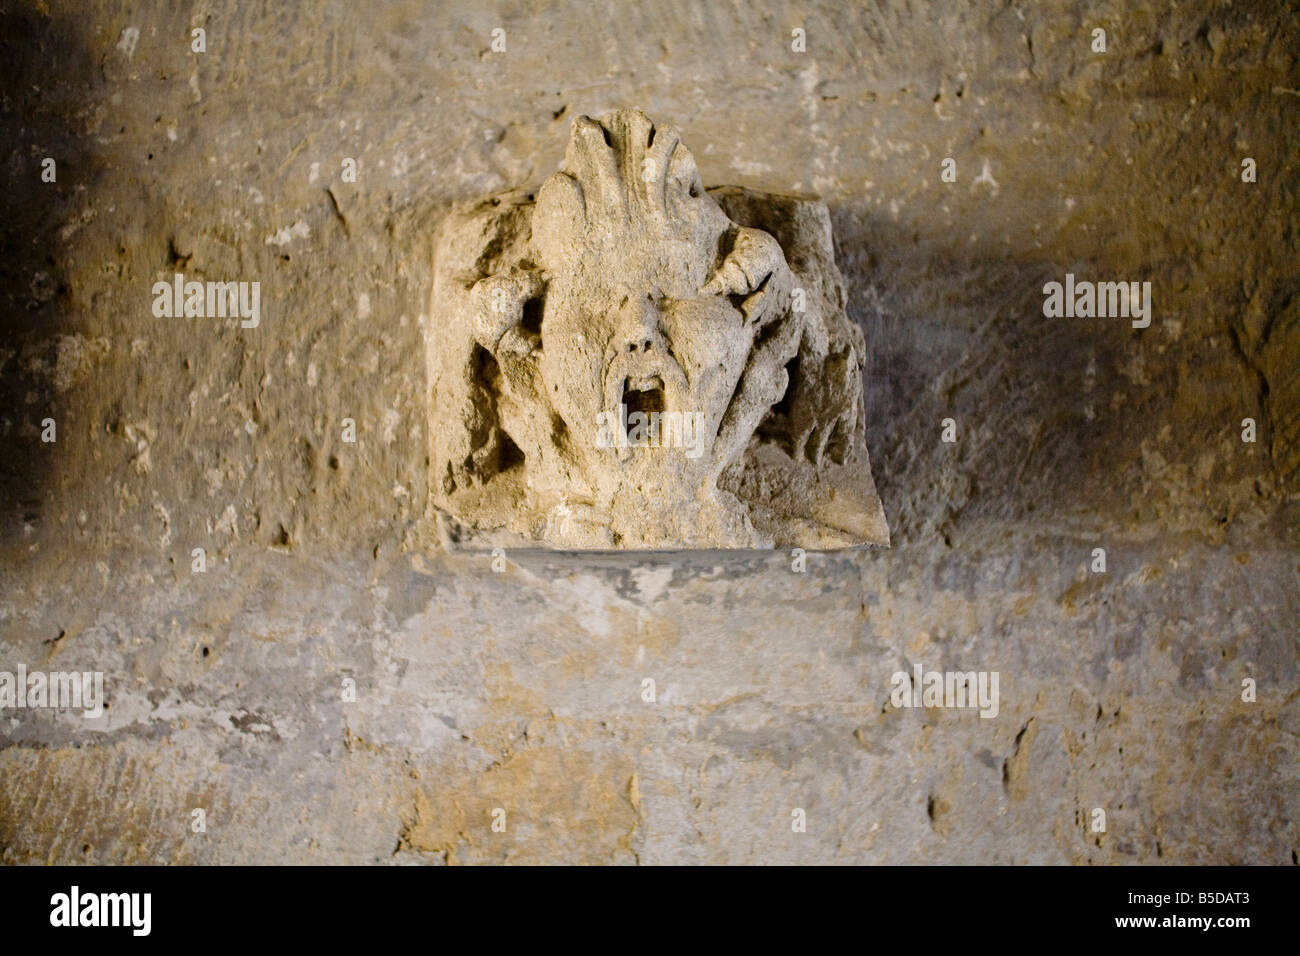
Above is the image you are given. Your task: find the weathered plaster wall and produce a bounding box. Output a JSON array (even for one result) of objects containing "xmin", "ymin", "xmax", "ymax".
[{"xmin": 1, "ymin": 0, "xmax": 1297, "ymax": 863}]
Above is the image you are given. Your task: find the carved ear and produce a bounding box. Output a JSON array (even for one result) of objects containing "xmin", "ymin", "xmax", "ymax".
[
  {"xmin": 701, "ymin": 227, "xmax": 790, "ymax": 325},
  {"xmin": 702, "ymin": 228, "xmax": 782, "ymax": 296},
  {"xmin": 470, "ymin": 267, "xmax": 547, "ymax": 356}
]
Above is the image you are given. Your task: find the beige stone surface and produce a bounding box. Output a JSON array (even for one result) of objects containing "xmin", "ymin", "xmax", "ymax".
[{"xmin": 0, "ymin": 0, "xmax": 1297, "ymax": 864}]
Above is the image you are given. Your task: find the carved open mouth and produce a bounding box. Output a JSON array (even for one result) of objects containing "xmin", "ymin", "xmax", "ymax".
[{"xmin": 622, "ymin": 375, "xmax": 666, "ymax": 419}]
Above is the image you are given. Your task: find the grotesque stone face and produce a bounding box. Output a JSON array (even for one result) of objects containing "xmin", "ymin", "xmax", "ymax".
[{"xmin": 428, "ymin": 109, "xmax": 888, "ymax": 550}]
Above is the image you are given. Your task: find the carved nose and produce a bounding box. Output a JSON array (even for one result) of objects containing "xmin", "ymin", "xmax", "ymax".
[{"xmin": 616, "ymin": 296, "xmax": 661, "ymax": 355}]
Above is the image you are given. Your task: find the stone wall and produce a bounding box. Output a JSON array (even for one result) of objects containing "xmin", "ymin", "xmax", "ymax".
[{"xmin": 0, "ymin": 0, "xmax": 1296, "ymax": 864}]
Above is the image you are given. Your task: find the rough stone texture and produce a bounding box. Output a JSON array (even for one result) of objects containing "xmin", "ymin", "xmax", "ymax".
[
  {"xmin": 1, "ymin": 0, "xmax": 1298, "ymax": 864},
  {"xmin": 429, "ymin": 108, "xmax": 887, "ymax": 549}
]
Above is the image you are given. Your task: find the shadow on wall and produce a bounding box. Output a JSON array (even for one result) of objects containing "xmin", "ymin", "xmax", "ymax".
[
  {"xmin": 836, "ymin": 208, "xmax": 1274, "ymax": 547},
  {"xmin": 0, "ymin": 7, "xmax": 95, "ymax": 551}
]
